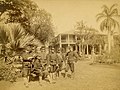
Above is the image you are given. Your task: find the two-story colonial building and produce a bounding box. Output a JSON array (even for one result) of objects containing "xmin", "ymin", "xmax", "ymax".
[{"xmin": 50, "ymin": 30, "xmax": 108, "ymax": 56}]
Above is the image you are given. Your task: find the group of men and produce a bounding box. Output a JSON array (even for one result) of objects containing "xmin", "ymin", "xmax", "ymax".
[{"xmin": 20, "ymin": 46, "xmax": 80, "ymax": 87}]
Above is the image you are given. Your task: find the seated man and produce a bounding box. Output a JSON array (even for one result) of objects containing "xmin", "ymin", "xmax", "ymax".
[
  {"xmin": 30, "ymin": 54, "xmax": 43, "ymax": 86},
  {"xmin": 22, "ymin": 57, "xmax": 33, "ymax": 87}
]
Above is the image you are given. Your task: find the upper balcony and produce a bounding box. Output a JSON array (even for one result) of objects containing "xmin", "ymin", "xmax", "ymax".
[{"xmin": 58, "ymin": 34, "xmax": 77, "ymax": 44}]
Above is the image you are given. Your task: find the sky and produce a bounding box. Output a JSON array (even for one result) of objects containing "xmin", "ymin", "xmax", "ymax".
[{"xmin": 33, "ymin": 0, "xmax": 120, "ymax": 35}]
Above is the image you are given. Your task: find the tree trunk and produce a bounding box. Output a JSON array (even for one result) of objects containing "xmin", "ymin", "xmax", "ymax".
[
  {"xmin": 108, "ymin": 30, "xmax": 111, "ymax": 54},
  {"xmin": 111, "ymin": 35, "xmax": 114, "ymax": 48}
]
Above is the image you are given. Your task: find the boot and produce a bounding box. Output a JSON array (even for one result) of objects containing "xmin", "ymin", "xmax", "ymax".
[
  {"xmin": 23, "ymin": 77, "xmax": 29, "ymax": 88},
  {"xmin": 71, "ymin": 72, "xmax": 75, "ymax": 79},
  {"xmin": 38, "ymin": 76, "xmax": 42, "ymax": 86}
]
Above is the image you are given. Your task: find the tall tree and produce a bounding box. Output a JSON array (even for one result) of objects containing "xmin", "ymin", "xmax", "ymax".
[
  {"xmin": 96, "ymin": 4, "xmax": 120, "ymax": 53},
  {"xmin": 0, "ymin": 0, "xmax": 55, "ymax": 45},
  {"xmin": 29, "ymin": 9, "xmax": 54, "ymax": 44},
  {"xmin": 0, "ymin": 0, "xmax": 38, "ymax": 31},
  {"xmin": 74, "ymin": 20, "xmax": 98, "ymax": 54}
]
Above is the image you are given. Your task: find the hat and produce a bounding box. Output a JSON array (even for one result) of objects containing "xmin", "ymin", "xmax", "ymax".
[
  {"xmin": 51, "ymin": 47, "xmax": 55, "ymax": 50},
  {"xmin": 40, "ymin": 46, "xmax": 45, "ymax": 50}
]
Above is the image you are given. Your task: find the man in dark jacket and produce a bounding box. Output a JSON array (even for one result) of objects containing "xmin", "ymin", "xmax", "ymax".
[
  {"xmin": 47, "ymin": 47, "xmax": 59, "ymax": 80},
  {"xmin": 65, "ymin": 46, "xmax": 79, "ymax": 79},
  {"xmin": 31, "ymin": 54, "xmax": 43, "ymax": 86}
]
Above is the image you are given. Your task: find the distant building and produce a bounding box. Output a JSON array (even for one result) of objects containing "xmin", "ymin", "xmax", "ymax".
[{"xmin": 50, "ymin": 30, "xmax": 108, "ymax": 55}]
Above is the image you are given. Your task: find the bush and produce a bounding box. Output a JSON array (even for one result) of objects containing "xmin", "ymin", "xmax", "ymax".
[
  {"xmin": 110, "ymin": 46, "xmax": 120, "ymax": 63},
  {"xmin": 95, "ymin": 46, "xmax": 120, "ymax": 64},
  {"xmin": 0, "ymin": 59, "xmax": 19, "ymax": 82},
  {"xmin": 95, "ymin": 55, "xmax": 107, "ymax": 63}
]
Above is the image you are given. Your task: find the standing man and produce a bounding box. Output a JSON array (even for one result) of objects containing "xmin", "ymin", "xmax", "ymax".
[
  {"xmin": 39, "ymin": 46, "xmax": 49, "ymax": 80},
  {"xmin": 39, "ymin": 46, "xmax": 47, "ymax": 67},
  {"xmin": 65, "ymin": 46, "xmax": 79, "ymax": 79},
  {"xmin": 39, "ymin": 46, "xmax": 54, "ymax": 84},
  {"xmin": 56, "ymin": 48, "xmax": 67, "ymax": 78},
  {"xmin": 90, "ymin": 48, "xmax": 96, "ymax": 65},
  {"xmin": 47, "ymin": 47, "xmax": 59, "ymax": 80}
]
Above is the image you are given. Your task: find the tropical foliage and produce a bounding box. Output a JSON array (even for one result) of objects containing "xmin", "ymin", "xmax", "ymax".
[
  {"xmin": 0, "ymin": 23, "xmax": 35, "ymax": 57},
  {"xmin": 0, "ymin": 0, "xmax": 55, "ymax": 44},
  {"xmin": 0, "ymin": 0, "xmax": 38, "ymax": 30},
  {"xmin": 74, "ymin": 21, "xmax": 104, "ymax": 54},
  {"xmin": 96, "ymin": 4, "xmax": 120, "ymax": 53},
  {"xmin": 29, "ymin": 9, "xmax": 54, "ymax": 44},
  {"xmin": 75, "ymin": 21, "xmax": 99, "ymax": 45},
  {"xmin": 0, "ymin": 23, "xmax": 35, "ymax": 81}
]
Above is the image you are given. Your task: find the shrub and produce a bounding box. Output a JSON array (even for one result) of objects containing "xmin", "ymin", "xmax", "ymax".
[
  {"xmin": 95, "ymin": 46, "xmax": 120, "ymax": 64},
  {"xmin": 110, "ymin": 46, "xmax": 120, "ymax": 63},
  {"xmin": 0, "ymin": 58, "xmax": 19, "ymax": 82}
]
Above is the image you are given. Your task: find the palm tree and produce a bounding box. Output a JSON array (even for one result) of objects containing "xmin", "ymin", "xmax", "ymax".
[
  {"xmin": 74, "ymin": 21, "xmax": 87, "ymax": 54},
  {"xmin": 0, "ymin": 23, "xmax": 35, "ymax": 57},
  {"xmin": 96, "ymin": 4, "xmax": 120, "ymax": 53},
  {"xmin": 7, "ymin": 23, "xmax": 34, "ymax": 55}
]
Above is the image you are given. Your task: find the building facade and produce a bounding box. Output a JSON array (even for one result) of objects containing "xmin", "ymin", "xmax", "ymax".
[{"xmin": 51, "ymin": 31, "xmax": 107, "ymax": 55}]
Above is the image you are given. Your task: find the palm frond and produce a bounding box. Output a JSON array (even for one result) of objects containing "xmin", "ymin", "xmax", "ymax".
[
  {"xmin": 110, "ymin": 8, "xmax": 119, "ymax": 16},
  {"xmin": 96, "ymin": 15, "xmax": 106, "ymax": 22},
  {"xmin": 9, "ymin": 23, "xmax": 25, "ymax": 42},
  {"xmin": 96, "ymin": 13, "xmax": 106, "ymax": 17},
  {"xmin": 112, "ymin": 18, "xmax": 119, "ymax": 28},
  {"xmin": 100, "ymin": 19, "xmax": 108, "ymax": 31},
  {"xmin": 110, "ymin": 4, "xmax": 117, "ymax": 12},
  {"xmin": 102, "ymin": 5, "xmax": 110, "ymax": 15},
  {"xmin": 19, "ymin": 34, "xmax": 34, "ymax": 48},
  {"xmin": 0, "ymin": 24, "xmax": 9, "ymax": 44},
  {"xmin": 9, "ymin": 40, "xmax": 21, "ymax": 51}
]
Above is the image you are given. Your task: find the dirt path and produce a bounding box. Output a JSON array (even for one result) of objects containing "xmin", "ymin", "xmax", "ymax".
[{"xmin": 4, "ymin": 61, "xmax": 120, "ymax": 90}]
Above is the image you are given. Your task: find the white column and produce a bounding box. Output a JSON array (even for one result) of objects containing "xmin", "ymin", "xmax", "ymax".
[
  {"xmin": 68, "ymin": 34, "xmax": 70, "ymax": 47},
  {"xmin": 75, "ymin": 35, "xmax": 77, "ymax": 43},
  {"xmin": 59, "ymin": 34, "xmax": 62, "ymax": 48}
]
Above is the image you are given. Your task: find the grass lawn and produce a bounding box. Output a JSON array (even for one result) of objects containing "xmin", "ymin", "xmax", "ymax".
[{"xmin": 0, "ymin": 80, "xmax": 12, "ymax": 90}]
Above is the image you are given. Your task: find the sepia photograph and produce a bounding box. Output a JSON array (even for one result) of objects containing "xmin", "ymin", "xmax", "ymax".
[{"xmin": 0, "ymin": 0, "xmax": 120, "ymax": 90}]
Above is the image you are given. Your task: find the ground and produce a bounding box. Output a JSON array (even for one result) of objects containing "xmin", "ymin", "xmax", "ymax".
[{"xmin": 1, "ymin": 60, "xmax": 120, "ymax": 90}]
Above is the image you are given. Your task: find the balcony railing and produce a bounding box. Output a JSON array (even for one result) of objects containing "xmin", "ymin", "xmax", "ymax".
[
  {"xmin": 61, "ymin": 40, "xmax": 67, "ymax": 43},
  {"xmin": 61, "ymin": 40, "xmax": 76, "ymax": 43}
]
